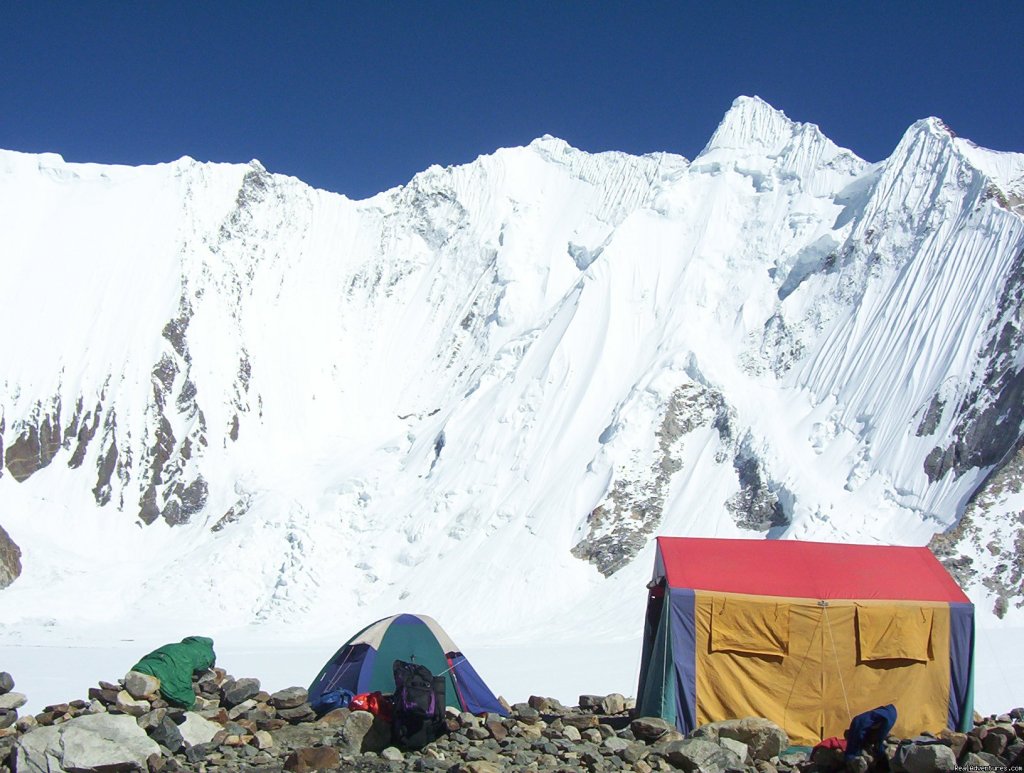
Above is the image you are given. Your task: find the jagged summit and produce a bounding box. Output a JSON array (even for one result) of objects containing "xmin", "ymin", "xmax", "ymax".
[{"xmin": 700, "ymin": 95, "xmax": 796, "ymax": 154}]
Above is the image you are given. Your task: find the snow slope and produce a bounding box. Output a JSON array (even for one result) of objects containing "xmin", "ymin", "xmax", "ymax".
[{"xmin": 1, "ymin": 96, "xmax": 1022, "ymax": 711}]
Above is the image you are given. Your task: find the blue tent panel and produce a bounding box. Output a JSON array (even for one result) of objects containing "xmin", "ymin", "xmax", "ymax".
[{"xmin": 450, "ymin": 654, "xmax": 506, "ymax": 715}]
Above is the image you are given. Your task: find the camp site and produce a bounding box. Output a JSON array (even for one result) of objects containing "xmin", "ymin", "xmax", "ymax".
[{"xmin": 2, "ymin": 537, "xmax": 1021, "ymax": 772}]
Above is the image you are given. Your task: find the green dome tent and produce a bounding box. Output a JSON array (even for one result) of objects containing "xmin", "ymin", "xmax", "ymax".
[{"xmin": 308, "ymin": 613, "xmax": 506, "ymax": 716}]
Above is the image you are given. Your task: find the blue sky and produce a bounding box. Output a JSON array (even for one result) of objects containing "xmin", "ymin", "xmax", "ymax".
[{"xmin": 2, "ymin": 2, "xmax": 1021, "ymax": 199}]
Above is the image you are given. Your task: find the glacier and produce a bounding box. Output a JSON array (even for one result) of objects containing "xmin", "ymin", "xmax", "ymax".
[{"xmin": 1, "ymin": 96, "xmax": 1022, "ymax": 712}]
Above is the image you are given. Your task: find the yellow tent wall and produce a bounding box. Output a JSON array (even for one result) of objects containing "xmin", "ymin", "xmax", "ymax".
[{"xmin": 693, "ymin": 591, "xmax": 951, "ymax": 745}]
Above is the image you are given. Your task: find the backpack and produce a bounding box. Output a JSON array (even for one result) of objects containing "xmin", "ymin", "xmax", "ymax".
[{"xmin": 391, "ymin": 659, "xmax": 446, "ymax": 749}]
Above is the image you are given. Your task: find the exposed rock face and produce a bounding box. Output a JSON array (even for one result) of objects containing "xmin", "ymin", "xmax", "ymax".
[
  {"xmin": 0, "ymin": 524, "xmax": 21, "ymax": 589},
  {"xmin": 4, "ymin": 400, "xmax": 62, "ymax": 482},
  {"xmin": 924, "ymin": 249, "xmax": 1024, "ymax": 484},
  {"xmin": 726, "ymin": 443, "xmax": 788, "ymax": 532},
  {"xmin": 573, "ymin": 380, "xmax": 737, "ymax": 576},
  {"xmin": 931, "ymin": 435, "xmax": 1024, "ymax": 617}
]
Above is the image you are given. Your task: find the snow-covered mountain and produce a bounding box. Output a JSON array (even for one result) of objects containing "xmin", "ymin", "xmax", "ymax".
[{"xmin": 2, "ymin": 96, "xmax": 1023, "ymax": 649}]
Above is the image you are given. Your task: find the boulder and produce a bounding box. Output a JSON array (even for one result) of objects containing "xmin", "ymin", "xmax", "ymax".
[
  {"xmin": 512, "ymin": 704, "xmax": 540, "ymax": 724},
  {"xmin": 221, "ymin": 677, "xmax": 261, "ymax": 707},
  {"xmin": 115, "ymin": 690, "xmax": 151, "ymax": 717},
  {"xmin": 451, "ymin": 763, "xmax": 502, "ymax": 773},
  {"xmin": 147, "ymin": 715, "xmax": 184, "ymax": 754},
  {"xmin": 895, "ymin": 741, "xmax": 958, "ymax": 772},
  {"xmin": 176, "ymin": 711, "xmax": 222, "ymax": 747},
  {"xmin": 87, "ymin": 687, "xmax": 119, "ymax": 705},
  {"xmin": 338, "ymin": 709, "xmax": 391, "ymax": 754},
  {"xmin": 719, "ymin": 736, "xmax": 751, "ymax": 764},
  {"xmin": 381, "ymin": 746, "xmax": 404, "ymax": 761},
  {"xmin": 276, "ymin": 703, "xmax": 316, "ymax": 723},
  {"xmin": 601, "ymin": 693, "xmax": 627, "ymax": 714},
  {"xmin": 137, "ymin": 708, "xmax": 168, "ymax": 732},
  {"xmin": 692, "ymin": 717, "xmax": 788, "ymax": 760},
  {"xmin": 227, "ymin": 698, "xmax": 257, "ymax": 720},
  {"xmin": 631, "ymin": 716, "xmax": 678, "ymax": 743},
  {"xmin": 15, "ymin": 712, "xmax": 160, "ymax": 773},
  {"xmin": 963, "ymin": 751, "xmax": 1007, "ymax": 766},
  {"xmin": 579, "ymin": 694, "xmax": 604, "ymax": 711},
  {"xmin": 527, "ymin": 695, "xmax": 551, "ymax": 712},
  {"xmin": 0, "ymin": 692, "xmax": 26, "ymax": 710},
  {"xmin": 283, "ymin": 746, "xmax": 339, "ymax": 773},
  {"xmin": 268, "ymin": 686, "xmax": 308, "ymax": 710},
  {"xmin": 0, "ymin": 672, "xmax": 14, "ymax": 695},
  {"xmin": 0, "ymin": 709, "xmax": 16, "ymax": 729},
  {"xmin": 124, "ymin": 671, "xmax": 161, "ymax": 701},
  {"xmin": 659, "ymin": 738, "xmax": 742, "ymax": 772}
]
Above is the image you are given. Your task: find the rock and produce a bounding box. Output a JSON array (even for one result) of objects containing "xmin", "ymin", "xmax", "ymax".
[
  {"xmin": 579, "ymin": 695, "xmax": 604, "ymax": 711},
  {"xmin": 269, "ymin": 686, "xmax": 308, "ymax": 709},
  {"xmin": 115, "ymin": 690, "xmax": 151, "ymax": 716},
  {"xmin": 602, "ymin": 736, "xmax": 632, "ymax": 753},
  {"xmin": 985, "ymin": 725, "xmax": 1017, "ymax": 755},
  {"xmin": 227, "ymin": 698, "xmax": 257, "ymax": 720},
  {"xmin": 0, "ymin": 709, "xmax": 16, "ymax": 729},
  {"xmin": 283, "ymin": 746, "xmax": 340, "ymax": 772},
  {"xmin": 177, "ymin": 711, "xmax": 222, "ymax": 747},
  {"xmin": 277, "ymin": 703, "xmax": 316, "ymax": 723},
  {"xmin": 896, "ymin": 741, "xmax": 958, "ymax": 772},
  {"xmin": 338, "ymin": 709, "xmax": 391, "ymax": 754},
  {"xmin": 452, "ymin": 763, "xmax": 503, "ymax": 773},
  {"xmin": 528, "ymin": 695, "xmax": 551, "ymax": 712},
  {"xmin": 983, "ymin": 730, "xmax": 1009, "ymax": 756},
  {"xmin": 719, "ymin": 736, "xmax": 751, "ymax": 764},
  {"xmin": 15, "ymin": 714, "xmax": 38, "ymax": 732},
  {"xmin": 513, "ymin": 704, "xmax": 541, "ymax": 724},
  {"xmin": 221, "ymin": 677, "xmax": 261, "ymax": 707},
  {"xmin": 87, "ymin": 687, "xmax": 119, "ymax": 705},
  {"xmin": 962, "ymin": 751, "xmax": 1002, "ymax": 767},
  {"xmin": 0, "ymin": 672, "xmax": 13, "ymax": 695},
  {"xmin": 381, "ymin": 746, "xmax": 404, "ymax": 761},
  {"xmin": 630, "ymin": 716, "xmax": 677, "ymax": 743},
  {"xmin": 147, "ymin": 714, "xmax": 184, "ymax": 754},
  {"xmin": 0, "ymin": 692, "xmax": 26, "ymax": 710},
  {"xmin": 563, "ymin": 714, "xmax": 600, "ymax": 730},
  {"xmin": 191, "ymin": 695, "xmax": 218, "ymax": 711},
  {"xmin": 601, "ymin": 693, "xmax": 627, "ymax": 714},
  {"xmin": 124, "ymin": 671, "xmax": 161, "ymax": 701},
  {"xmin": 316, "ymin": 707, "xmax": 349, "ymax": 726},
  {"xmin": 251, "ymin": 729, "xmax": 274, "ymax": 749},
  {"xmin": 938, "ymin": 730, "xmax": 968, "ymax": 759},
  {"xmin": 692, "ymin": 717, "xmax": 788, "ymax": 761},
  {"xmin": 15, "ymin": 712, "xmax": 160, "ymax": 773},
  {"xmin": 137, "ymin": 708, "xmax": 168, "ymax": 732},
  {"xmin": 659, "ymin": 738, "xmax": 741, "ymax": 772},
  {"xmin": 484, "ymin": 719, "xmax": 507, "ymax": 742}
]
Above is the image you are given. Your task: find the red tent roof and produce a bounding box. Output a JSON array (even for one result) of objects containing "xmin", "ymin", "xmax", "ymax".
[{"xmin": 654, "ymin": 537, "xmax": 970, "ymax": 603}]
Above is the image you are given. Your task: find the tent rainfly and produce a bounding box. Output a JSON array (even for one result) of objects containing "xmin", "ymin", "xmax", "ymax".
[
  {"xmin": 308, "ymin": 613, "xmax": 507, "ymax": 716},
  {"xmin": 636, "ymin": 537, "xmax": 974, "ymax": 745}
]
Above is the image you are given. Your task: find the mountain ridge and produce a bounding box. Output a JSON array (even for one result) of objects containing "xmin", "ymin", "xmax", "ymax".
[{"xmin": 0, "ymin": 97, "xmax": 1022, "ymax": 646}]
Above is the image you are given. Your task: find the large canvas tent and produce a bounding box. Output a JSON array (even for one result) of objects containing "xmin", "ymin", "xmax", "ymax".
[
  {"xmin": 637, "ymin": 537, "xmax": 974, "ymax": 745},
  {"xmin": 308, "ymin": 613, "xmax": 507, "ymax": 716}
]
